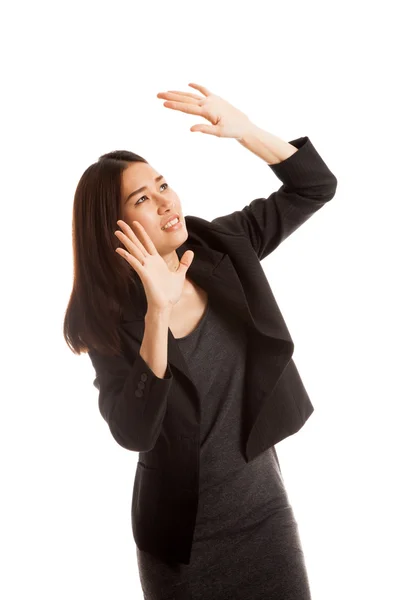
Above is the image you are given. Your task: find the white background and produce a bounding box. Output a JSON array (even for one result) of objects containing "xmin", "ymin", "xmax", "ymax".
[{"xmin": 1, "ymin": 1, "xmax": 399, "ymax": 598}]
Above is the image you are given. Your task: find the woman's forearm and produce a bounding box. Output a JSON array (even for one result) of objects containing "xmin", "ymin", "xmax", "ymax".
[{"xmin": 238, "ymin": 125, "xmax": 299, "ymax": 165}]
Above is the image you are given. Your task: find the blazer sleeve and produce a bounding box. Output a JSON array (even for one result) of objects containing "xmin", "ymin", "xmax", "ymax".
[
  {"xmin": 88, "ymin": 346, "xmax": 174, "ymax": 452},
  {"xmin": 211, "ymin": 136, "xmax": 338, "ymax": 261}
]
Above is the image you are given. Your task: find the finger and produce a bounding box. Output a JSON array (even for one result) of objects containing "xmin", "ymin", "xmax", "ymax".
[
  {"xmin": 162, "ymin": 101, "xmax": 204, "ymax": 116},
  {"xmin": 157, "ymin": 91, "xmax": 200, "ymax": 105},
  {"xmin": 114, "ymin": 230, "xmax": 146, "ymax": 264},
  {"xmin": 190, "ymin": 124, "xmax": 219, "ymax": 136},
  {"xmin": 115, "ymin": 220, "xmax": 149, "ymax": 259},
  {"xmin": 162, "ymin": 90, "xmax": 204, "ymax": 101},
  {"xmin": 115, "ymin": 247, "xmax": 145, "ymax": 273},
  {"xmin": 116, "ymin": 220, "xmax": 149, "ymax": 254},
  {"xmin": 117, "ymin": 220, "xmax": 157, "ymax": 257},
  {"xmin": 131, "ymin": 221, "xmax": 159, "ymax": 255},
  {"xmin": 188, "ymin": 83, "xmax": 211, "ymax": 96}
]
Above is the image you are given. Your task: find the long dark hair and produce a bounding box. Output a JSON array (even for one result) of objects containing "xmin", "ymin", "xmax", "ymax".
[{"xmin": 63, "ymin": 150, "xmax": 148, "ymax": 358}]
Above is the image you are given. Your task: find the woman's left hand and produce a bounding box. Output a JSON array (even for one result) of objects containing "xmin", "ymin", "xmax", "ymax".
[{"xmin": 156, "ymin": 83, "xmax": 255, "ymax": 141}]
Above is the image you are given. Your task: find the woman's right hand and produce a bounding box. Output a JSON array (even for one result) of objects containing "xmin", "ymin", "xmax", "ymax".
[{"xmin": 114, "ymin": 219, "xmax": 194, "ymax": 311}]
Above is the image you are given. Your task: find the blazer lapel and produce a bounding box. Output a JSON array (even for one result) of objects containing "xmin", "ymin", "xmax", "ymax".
[{"xmin": 175, "ymin": 238, "xmax": 294, "ymax": 343}]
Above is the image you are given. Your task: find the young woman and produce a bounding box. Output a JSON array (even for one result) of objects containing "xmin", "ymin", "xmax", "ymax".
[{"xmin": 64, "ymin": 83, "xmax": 337, "ymax": 599}]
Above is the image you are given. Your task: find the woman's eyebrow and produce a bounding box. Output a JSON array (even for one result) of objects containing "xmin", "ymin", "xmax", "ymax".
[{"xmin": 125, "ymin": 175, "xmax": 164, "ymax": 203}]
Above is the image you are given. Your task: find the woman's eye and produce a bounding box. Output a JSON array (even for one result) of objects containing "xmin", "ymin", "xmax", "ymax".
[{"xmin": 136, "ymin": 182, "xmax": 169, "ymax": 205}]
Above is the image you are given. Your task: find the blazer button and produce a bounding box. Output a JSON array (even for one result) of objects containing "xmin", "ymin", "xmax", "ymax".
[
  {"xmin": 138, "ymin": 381, "xmax": 145, "ymax": 389},
  {"xmin": 140, "ymin": 373, "xmax": 148, "ymax": 382},
  {"xmin": 135, "ymin": 389, "xmax": 143, "ymax": 397}
]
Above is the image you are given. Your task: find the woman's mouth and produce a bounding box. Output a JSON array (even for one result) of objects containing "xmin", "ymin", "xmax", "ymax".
[{"xmin": 161, "ymin": 216, "xmax": 182, "ymax": 231}]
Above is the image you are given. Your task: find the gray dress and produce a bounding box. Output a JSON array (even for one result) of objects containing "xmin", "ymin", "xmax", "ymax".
[{"xmin": 136, "ymin": 295, "xmax": 312, "ymax": 600}]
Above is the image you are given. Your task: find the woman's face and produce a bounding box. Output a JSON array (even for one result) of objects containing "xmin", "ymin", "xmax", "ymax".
[{"xmin": 120, "ymin": 162, "xmax": 188, "ymax": 257}]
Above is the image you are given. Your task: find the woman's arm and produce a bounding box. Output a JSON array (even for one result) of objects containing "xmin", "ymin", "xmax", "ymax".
[{"xmin": 238, "ymin": 125, "xmax": 299, "ymax": 165}]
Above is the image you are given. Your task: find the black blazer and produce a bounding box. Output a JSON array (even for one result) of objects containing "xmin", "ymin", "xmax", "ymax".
[{"xmin": 88, "ymin": 135, "xmax": 337, "ymax": 565}]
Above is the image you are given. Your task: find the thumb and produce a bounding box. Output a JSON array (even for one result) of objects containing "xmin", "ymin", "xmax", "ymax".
[
  {"xmin": 177, "ymin": 250, "xmax": 195, "ymax": 273},
  {"xmin": 190, "ymin": 124, "xmax": 219, "ymax": 136}
]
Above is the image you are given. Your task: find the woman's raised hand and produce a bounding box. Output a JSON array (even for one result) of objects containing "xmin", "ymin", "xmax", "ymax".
[
  {"xmin": 114, "ymin": 220, "xmax": 194, "ymax": 312},
  {"xmin": 156, "ymin": 82, "xmax": 254, "ymax": 141}
]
